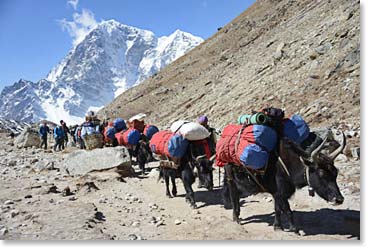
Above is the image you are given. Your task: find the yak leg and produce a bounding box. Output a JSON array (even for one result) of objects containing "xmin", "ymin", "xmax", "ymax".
[
  {"xmin": 273, "ymin": 194, "xmax": 283, "ymax": 231},
  {"xmin": 137, "ymin": 155, "xmax": 146, "ymax": 174},
  {"xmin": 163, "ymin": 170, "xmax": 172, "ymax": 198},
  {"xmin": 171, "ymin": 171, "xmax": 177, "ymax": 197},
  {"xmin": 222, "ymin": 172, "xmax": 233, "ymax": 209},
  {"xmin": 224, "ymin": 165, "xmax": 240, "ymax": 223},
  {"xmin": 182, "ymin": 168, "xmax": 197, "ymax": 209},
  {"xmin": 280, "ymin": 197, "xmax": 297, "ymax": 232}
]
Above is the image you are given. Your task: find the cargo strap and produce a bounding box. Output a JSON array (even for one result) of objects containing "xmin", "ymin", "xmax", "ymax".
[
  {"xmin": 173, "ymin": 122, "xmax": 188, "ymax": 134},
  {"xmin": 299, "ymin": 156, "xmax": 315, "ymax": 197},
  {"xmin": 234, "ymin": 124, "xmax": 266, "ymax": 192},
  {"xmin": 274, "ymin": 151, "xmax": 290, "ymax": 177}
]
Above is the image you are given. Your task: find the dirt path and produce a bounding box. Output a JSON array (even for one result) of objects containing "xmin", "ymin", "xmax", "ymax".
[{"xmin": 0, "ymin": 137, "xmax": 360, "ymax": 240}]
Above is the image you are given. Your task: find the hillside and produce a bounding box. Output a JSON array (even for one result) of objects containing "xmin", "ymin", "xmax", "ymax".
[{"xmin": 101, "ymin": 0, "xmax": 360, "ymax": 142}]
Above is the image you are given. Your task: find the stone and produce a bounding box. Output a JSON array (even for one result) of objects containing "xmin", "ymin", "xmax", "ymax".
[
  {"xmin": 174, "ymin": 219, "xmax": 182, "ymax": 225},
  {"xmin": 24, "ymin": 195, "xmax": 32, "ymax": 199},
  {"xmin": 149, "ymin": 216, "xmax": 157, "ymax": 223},
  {"xmin": 309, "ymin": 53, "xmax": 318, "ymax": 60},
  {"xmin": 10, "ymin": 209, "xmax": 20, "ymax": 218},
  {"xmin": 0, "ymin": 227, "xmax": 8, "ymax": 236},
  {"xmin": 149, "ymin": 203, "xmax": 159, "ymax": 209},
  {"xmin": 62, "ymin": 146, "xmax": 131, "ymax": 176},
  {"xmin": 128, "ymin": 234, "xmax": 138, "ymax": 240},
  {"xmin": 4, "ymin": 200, "xmax": 14, "ymax": 205},
  {"xmin": 351, "ymin": 147, "xmax": 360, "ymax": 159},
  {"xmin": 155, "ymin": 220, "xmax": 164, "ymax": 227},
  {"xmin": 335, "ymin": 154, "xmax": 348, "ymax": 162},
  {"xmin": 131, "ymin": 221, "xmax": 140, "ymax": 227},
  {"xmin": 14, "ymin": 127, "xmax": 40, "ymax": 148},
  {"xmin": 30, "ymin": 158, "xmax": 39, "ymax": 164},
  {"xmin": 274, "ymin": 42, "xmax": 285, "ymax": 60},
  {"xmin": 46, "ymin": 185, "xmax": 59, "ymax": 194},
  {"xmin": 8, "ymin": 160, "xmax": 17, "ymax": 166},
  {"xmin": 62, "ymin": 186, "xmax": 72, "ymax": 197},
  {"xmin": 315, "ymin": 42, "xmax": 332, "ymax": 55}
]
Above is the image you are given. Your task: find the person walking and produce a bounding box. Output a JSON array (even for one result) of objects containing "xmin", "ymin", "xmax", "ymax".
[
  {"xmin": 197, "ymin": 115, "xmax": 217, "ymax": 154},
  {"xmin": 60, "ymin": 120, "xmax": 70, "ymax": 148},
  {"xmin": 53, "ymin": 125, "xmax": 65, "ymax": 152},
  {"xmin": 39, "ymin": 122, "xmax": 50, "ymax": 150}
]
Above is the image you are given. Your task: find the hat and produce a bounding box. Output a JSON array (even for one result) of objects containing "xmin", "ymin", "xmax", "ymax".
[{"xmin": 198, "ymin": 115, "xmax": 208, "ymax": 124}]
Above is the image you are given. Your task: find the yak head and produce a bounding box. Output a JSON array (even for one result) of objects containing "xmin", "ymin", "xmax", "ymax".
[
  {"xmin": 194, "ymin": 155, "xmax": 215, "ymax": 191},
  {"xmin": 305, "ymin": 131, "xmax": 346, "ymax": 205},
  {"xmin": 189, "ymin": 141, "xmax": 215, "ymax": 191}
]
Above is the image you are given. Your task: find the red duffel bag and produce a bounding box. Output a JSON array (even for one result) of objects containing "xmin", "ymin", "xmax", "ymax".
[
  {"xmin": 115, "ymin": 128, "xmax": 141, "ymax": 146},
  {"xmin": 215, "ymin": 124, "xmax": 275, "ymax": 169},
  {"xmin": 149, "ymin": 131, "xmax": 172, "ymax": 157}
]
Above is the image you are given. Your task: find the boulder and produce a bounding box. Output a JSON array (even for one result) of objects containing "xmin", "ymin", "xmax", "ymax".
[
  {"xmin": 63, "ymin": 146, "xmax": 131, "ymax": 176},
  {"xmin": 14, "ymin": 127, "xmax": 40, "ymax": 148}
]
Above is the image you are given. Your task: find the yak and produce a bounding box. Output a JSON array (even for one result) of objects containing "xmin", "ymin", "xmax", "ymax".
[
  {"xmin": 221, "ymin": 130, "xmax": 346, "ymax": 232},
  {"xmin": 157, "ymin": 141, "xmax": 215, "ymax": 209}
]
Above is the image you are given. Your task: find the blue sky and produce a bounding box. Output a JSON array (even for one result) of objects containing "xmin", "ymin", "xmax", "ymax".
[{"xmin": 0, "ymin": 0, "xmax": 255, "ymax": 91}]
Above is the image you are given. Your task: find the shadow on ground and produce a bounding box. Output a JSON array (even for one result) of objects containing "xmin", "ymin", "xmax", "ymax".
[{"xmin": 241, "ymin": 208, "xmax": 360, "ymax": 239}]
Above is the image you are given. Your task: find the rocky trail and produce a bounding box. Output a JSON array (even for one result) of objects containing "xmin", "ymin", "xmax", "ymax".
[{"xmin": 0, "ymin": 133, "xmax": 360, "ymax": 240}]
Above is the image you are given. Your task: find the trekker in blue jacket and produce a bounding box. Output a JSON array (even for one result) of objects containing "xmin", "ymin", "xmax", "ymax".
[
  {"xmin": 53, "ymin": 125, "xmax": 65, "ymax": 152},
  {"xmin": 39, "ymin": 122, "xmax": 50, "ymax": 150}
]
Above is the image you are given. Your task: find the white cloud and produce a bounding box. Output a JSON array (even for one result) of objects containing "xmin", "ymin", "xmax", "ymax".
[
  {"xmin": 59, "ymin": 9, "xmax": 98, "ymax": 47},
  {"xmin": 67, "ymin": 0, "xmax": 79, "ymax": 10}
]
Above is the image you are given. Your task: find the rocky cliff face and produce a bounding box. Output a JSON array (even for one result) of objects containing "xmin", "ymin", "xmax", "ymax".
[
  {"xmin": 101, "ymin": 0, "xmax": 360, "ymax": 141},
  {"xmin": 0, "ymin": 20, "xmax": 203, "ymax": 124}
]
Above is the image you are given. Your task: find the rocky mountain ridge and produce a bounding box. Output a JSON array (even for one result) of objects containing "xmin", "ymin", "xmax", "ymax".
[{"xmin": 101, "ymin": 0, "xmax": 360, "ymax": 142}]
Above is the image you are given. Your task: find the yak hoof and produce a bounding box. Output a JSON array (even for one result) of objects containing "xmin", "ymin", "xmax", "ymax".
[
  {"xmin": 289, "ymin": 226, "xmax": 298, "ymax": 233},
  {"xmin": 191, "ymin": 204, "xmax": 197, "ymax": 209},
  {"xmin": 273, "ymin": 225, "xmax": 283, "ymax": 231},
  {"xmin": 166, "ymin": 193, "xmax": 173, "ymax": 198},
  {"xmin": 233, "ymin": 216, "xmax": 240, "ymax": 224}
]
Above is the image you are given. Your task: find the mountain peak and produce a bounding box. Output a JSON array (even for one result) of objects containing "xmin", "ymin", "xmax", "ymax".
[{"xmin": 0, "ymin": 21, "xmax": 203, "ymax": 124}]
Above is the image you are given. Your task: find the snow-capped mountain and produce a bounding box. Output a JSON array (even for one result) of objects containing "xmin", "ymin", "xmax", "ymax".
[
  {"xmin": 0, "ymin": 117, "xmax": 32, "ymax": 135},
  {"xmin": 0, "ymin": 20, "xmax": 203, "ymax": 124}
]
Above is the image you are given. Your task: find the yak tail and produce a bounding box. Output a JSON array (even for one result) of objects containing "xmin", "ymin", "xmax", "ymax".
[{"xmin": 157, "ymin": 167, "xmax": 163, "ymax": 183}]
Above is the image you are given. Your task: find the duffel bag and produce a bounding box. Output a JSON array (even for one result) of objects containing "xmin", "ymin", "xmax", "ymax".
[
  {"xmin": 283, "ymin": 114, "xmax": 310, "ymax": 144},
  {"xmin": 144, "ymin": 124, "xmax": 159, "ymax": 140}
]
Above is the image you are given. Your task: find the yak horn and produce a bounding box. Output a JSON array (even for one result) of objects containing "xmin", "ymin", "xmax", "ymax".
[
  {"xmin": 310, "ymin": 135, "xmax": 329, "ymax": 162},
  {"xmin": 195, "ymin": 155, "xmax": 207, "ymax": 161},
  {"xmin": 329, "ymin": 131, "xmax": 346, "ymax": 161},
  {"xmin": 209, "ymin": 154, "xmax": 216, "ymax": 162}
]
